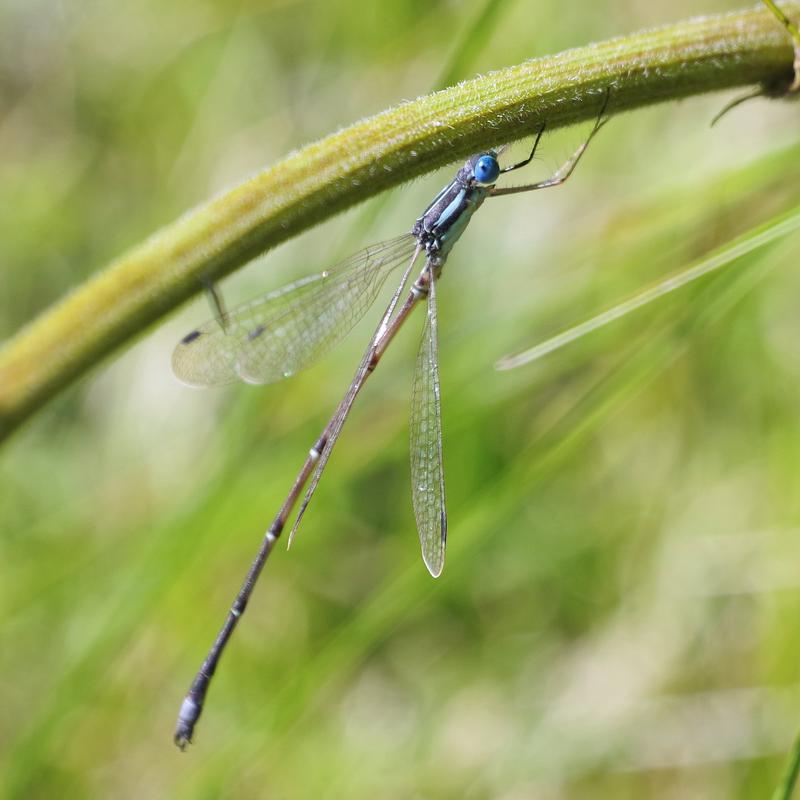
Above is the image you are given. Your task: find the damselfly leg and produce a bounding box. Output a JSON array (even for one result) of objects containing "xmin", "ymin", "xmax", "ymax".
[
  {"xmin": 202, "ymin": 280, "xmax": 229, "ymax": 333},
  {"xmin": 490, "ymin": 91, "xmax": 610, "ymax": 196}
]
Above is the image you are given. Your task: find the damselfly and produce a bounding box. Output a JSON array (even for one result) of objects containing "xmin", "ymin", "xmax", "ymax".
[{"xmin": 172, "ymin": 91, "xmax": 611, "ymax": 749}]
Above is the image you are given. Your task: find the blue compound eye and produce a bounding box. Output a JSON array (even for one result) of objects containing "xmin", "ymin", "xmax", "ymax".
[{"xmin": 473, "ymin": 154, "xmax": 500, "ymax": 185}]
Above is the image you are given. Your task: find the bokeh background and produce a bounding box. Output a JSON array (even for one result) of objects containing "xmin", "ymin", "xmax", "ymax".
[{"xmin": 2, "ymin": 1, "xmax": 800, "ymax": 797}]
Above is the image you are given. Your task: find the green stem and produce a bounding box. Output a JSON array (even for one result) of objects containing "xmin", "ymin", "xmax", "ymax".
[{"xmin": 0, "ymin": 2, "xmax": 798, "ymax": 442}]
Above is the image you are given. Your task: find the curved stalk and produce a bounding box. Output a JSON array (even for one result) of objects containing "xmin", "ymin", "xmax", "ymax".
[{"xmin": 0, "ymin": 2, "xmax": 798, "ymax": 441}]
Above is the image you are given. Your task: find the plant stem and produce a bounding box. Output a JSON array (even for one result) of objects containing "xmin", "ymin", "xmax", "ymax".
[
  {"xmin": 0, "ymin": 2, "xmax": 798, "ymax": 442},
  {"xmin": 773, "ymin": 725, "xmax": 800, "ymax": 800}
]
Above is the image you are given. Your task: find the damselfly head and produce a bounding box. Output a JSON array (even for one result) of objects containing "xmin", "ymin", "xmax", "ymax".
[{"xmin": 471, "ymin": 153, "xmax": 500, "ymax": 186}]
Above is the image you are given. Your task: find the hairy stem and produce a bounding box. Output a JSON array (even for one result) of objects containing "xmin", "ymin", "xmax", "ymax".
[{"xmin": 0, "ymin": 2, "xmax": 798, "ymax": 441}]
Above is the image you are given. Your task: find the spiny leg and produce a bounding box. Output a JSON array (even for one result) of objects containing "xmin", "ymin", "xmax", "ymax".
[
  {"xmin": 203, "ymin": 279, "xmax": 229, "ymax": 332},
  {"xmin": 489, "ymin": 89, "xmax": 610, "ymax": 197},
  {"xmin": 710, "ymin": 88, "xmax": 768, "ymax": 127},
  {"xmin": 499, "ymin": 124, "xmax": 546, "ymax": 174}
]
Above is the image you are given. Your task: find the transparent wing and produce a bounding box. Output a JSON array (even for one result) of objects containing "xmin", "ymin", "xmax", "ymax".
[
  {"xmin": 409, "ymin": 272, "xmax": 447, "ymax": 578},
  {"xmin": 286, "ymin": 244, "xmax": 424, "ymax": 548},
  {"xmin": 172, "ymin": 233, "xmax": 417, "ymax": 387}
]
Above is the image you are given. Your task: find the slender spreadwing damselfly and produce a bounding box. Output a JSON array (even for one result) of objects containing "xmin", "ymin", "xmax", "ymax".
[{"xmin": 172, "ymin": 90, "xmax": 611, "ymax": 749}]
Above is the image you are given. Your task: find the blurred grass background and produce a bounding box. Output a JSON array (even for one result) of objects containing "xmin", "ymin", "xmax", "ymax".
[{"xmin": 2, "ymin": 0, "xmax": 800, "ymax": 797}]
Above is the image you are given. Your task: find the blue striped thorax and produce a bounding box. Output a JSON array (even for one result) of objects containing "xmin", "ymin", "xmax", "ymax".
[{"xmin": 412, "ymin": 151, "xmax": 501, "ymax": 266}]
